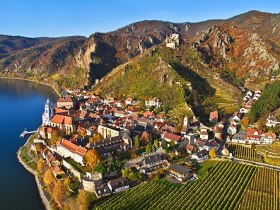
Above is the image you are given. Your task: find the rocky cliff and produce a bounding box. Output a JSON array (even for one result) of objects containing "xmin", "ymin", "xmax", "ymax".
[{"xmin": 0, "ymin": 10, "xmax": 279, "ymax": 90}]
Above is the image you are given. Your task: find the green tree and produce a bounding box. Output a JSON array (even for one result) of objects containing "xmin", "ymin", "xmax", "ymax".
[
  {"xmin": 162, "ymin": 140, "xmax": 168, "ymax": 150},
  {"xmin": 134, "ymin": 135, "xmax": 140, "ymax": 150},
  {"xmin": 154, "ymin": 139, "xmax": 159, "ymax": 149},
  {"xmin": 169, "ymin": 140, "xmax": 176, "ymax": 149},
  {"xmin": 146, "ymin": 143, "xmax": 152, "ymax": 154}
]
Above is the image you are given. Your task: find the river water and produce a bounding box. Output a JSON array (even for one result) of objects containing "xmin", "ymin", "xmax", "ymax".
[{"xmin": 0, "ymin": 79, "xmax": 57, "ymax": 210}]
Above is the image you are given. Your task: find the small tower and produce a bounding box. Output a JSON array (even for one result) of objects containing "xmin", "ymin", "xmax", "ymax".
[
  {"xmin": 42, "ymin": 98, "xmax": 54, "ymax": 125},
  {"xmin": 183, "ymin": 116, "xmax": 188, "ymax": 127}
]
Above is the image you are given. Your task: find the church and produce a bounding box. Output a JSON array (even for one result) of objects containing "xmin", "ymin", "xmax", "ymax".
[{"xmin": 42, "ymin": 98, "xmax": 54, "ymax": 125}]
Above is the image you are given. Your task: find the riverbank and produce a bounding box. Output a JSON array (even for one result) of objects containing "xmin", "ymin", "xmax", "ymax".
[
  {"xmin": 17, "ymin": 134, "xmax": 53, "ymax": 210},
  {"xmin": 0, "ymin": 76, "xmax": 61, "ymax": 97}
]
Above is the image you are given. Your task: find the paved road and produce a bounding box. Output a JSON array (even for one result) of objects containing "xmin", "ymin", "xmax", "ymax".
[{"xmin": 229, "ymin": 157, "xmax": 280, "ymax": 171}]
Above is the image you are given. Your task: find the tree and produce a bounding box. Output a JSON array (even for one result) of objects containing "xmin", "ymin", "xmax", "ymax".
[
  {"xmin": 84, "ymin": 149, "xmax": 101, "ymax": 168},
  {"xmin": 79, "ymin": 128, "xmax": 87, "ymax": 139},
  {"xmin": 169, "ymin": 140, "xmax": 176, "ymax": 149},
  {"xmin": 153, "ymin": 139, "xmax": 159, "ymax": 150},
  {"xmin": 162, "ymin": 140, "xmax": 168, "ymax": 150},
  {"xmin": 134, "ymin": 135, "xmax": 140, "ymax": 150},
  {"xmin": 63, "ymin": 177, "xmax": 72, "ymax": 187},
  {"xmin": 52, "ymin": 181, "xmax": 66, "ymax": 208},
  {"xmin": 146, "ymin": 143, "xmax": 152, "ymax": 154},
  {"xmin": 240, "ymin": 116, "xmax": 249, "ymax": 127},
  {"xmin": 209, "ymin": 148, "xmax": 217, "ymax": 158},
  {"xmin": 43, "ymin": 168, "xmax": 55, "ymax": 186},
  {"xmin": 122, "ymin": 167, "xmax": 142, "ymax": 181},
  {"xmin": 141, "ymin": 131, "xmax": 149, "ymax": 146},
  {"xmin": 89, "ymin": 133, "xmax": 104, "ymax": 143},
  {"xmin": 49, "ymin": 129, "xmax": 61, "ymax": 146},
  {"xmin": 37, "ymin": 158, "xmax": 44, "ymax": 175},
  {"xmin": 76, "ymin": 190, "xmax": 90, "ymax": 210}
]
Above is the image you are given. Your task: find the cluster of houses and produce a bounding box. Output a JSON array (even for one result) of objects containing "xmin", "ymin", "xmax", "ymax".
[
  {"xmin": 231, "ymin": 128, "xmax": 277, "ymax": 144},
  {"xmin": 240, "ymin": 90, "xmax": 262, "ymax": 114},
  {"xmin": 32, "ymin": 91, "xmax": 226, "ymax": 195},
  {"xmin": 31, "ymin": 87, "xmax": 279, "ymax": 198}
]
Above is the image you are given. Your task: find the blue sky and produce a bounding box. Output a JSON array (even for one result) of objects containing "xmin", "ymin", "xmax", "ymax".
[{"xmin": 0, "ymin": 0, "xmax": 279, "ymax": 37}]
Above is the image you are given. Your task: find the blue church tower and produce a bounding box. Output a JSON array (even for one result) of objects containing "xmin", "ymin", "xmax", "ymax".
[{"xmin": 42, "ymin": 98, "xmax": 54, "ymax": 125}]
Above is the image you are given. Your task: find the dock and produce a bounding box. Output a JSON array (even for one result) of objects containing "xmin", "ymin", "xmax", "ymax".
[{"xmin": 20, "ymin": 129, "xmax": 37, "ymax": 138}]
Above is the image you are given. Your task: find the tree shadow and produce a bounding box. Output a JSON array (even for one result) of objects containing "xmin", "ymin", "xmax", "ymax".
[{"xmin": 170, "ymin": 62, "xmax": 216, "ymax": 124}]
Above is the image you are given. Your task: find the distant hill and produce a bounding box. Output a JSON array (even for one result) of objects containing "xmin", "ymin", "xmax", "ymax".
[{"xmin": 0, "ymin": 10, "xmax": 279, "ymax": 95}]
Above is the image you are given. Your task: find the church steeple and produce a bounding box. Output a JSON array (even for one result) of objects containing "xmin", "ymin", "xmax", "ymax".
[{"xmin": 42, "ymin": 98, "xmax": 53, "ymax": 125}]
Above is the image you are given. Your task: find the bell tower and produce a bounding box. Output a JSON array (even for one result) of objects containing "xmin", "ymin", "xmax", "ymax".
[
  {"xmin": 183, "ymin": 116, "xmax": 188, "ymax": 126},
  {"xmin": 42, "ymin": 98, "xmax": 53, "ymax": 125}
]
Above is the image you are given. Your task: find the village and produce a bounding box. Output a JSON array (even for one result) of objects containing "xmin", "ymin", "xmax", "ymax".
[{"xmin": 28, "ymin": 88, "xmax": 279, "ymax": 199}]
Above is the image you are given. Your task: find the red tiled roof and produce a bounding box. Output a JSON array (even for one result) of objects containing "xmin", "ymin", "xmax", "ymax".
[
  {"xmin": 59, "ymin": 140, "xmax": 87, "ymax": 156},
  {"xmin": 163, "ymin": 132, "xmax": 182, "ymax": 142},
  {"xmin": 54, "ymin": 108, "xmax": 68, "ymax": 115},
  {"xmin": 264, "ymin": 132, "xmax": 276, "ymax": 139},
  {"xmin": 51, "ymin": 114, "xmax": 73, "ymax": 125},
  {"xmin": 143, "ymin": 111, "xmax": 154, "ymax": 117},
  {"xmin": 57, "ymin": 97, "xmax": 73, "ymax": 103},
  {"xmin": 209, "ymin": 111, "xmax": 218, "ymax": 119}
]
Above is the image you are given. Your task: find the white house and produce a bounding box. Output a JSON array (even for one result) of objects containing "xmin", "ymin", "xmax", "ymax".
[
  {"xmin": 191, "ymin": 149, "xmax": 208, "ymax": 162},
  {"xmin": 107, "ymin": 178, "xmax": 130, "ymax": 193},
  {"xmin": 56, "ymin": 139, "xmax": 87, "ymax": 166},
  {"xmin": 266, "ymin": 116, "xmax": 280, "ymax": 127},
  {"xmin": 145, "ymin": 97, "xmax": 162, "ymax": 108},
  {"xmin": 231, "ymin": 131, "xmax": 247, "ymax": 144},
  {"xmin": 263, "ymin": 133, "xmax": 277, "ymax": 144}
]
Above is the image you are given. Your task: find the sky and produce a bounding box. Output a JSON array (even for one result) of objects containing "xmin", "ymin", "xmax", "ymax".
[{"xmin": 0, "ymin": 0, "xmax": 279, "ymax": 38}]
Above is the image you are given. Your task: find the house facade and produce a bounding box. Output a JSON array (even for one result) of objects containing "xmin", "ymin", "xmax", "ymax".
[
  {"xmin": 49, "ymin": 114, "xmax": 75, "ymax": 135},
  {"xmin": 56, "ymin": 97, "xmax": 74, "ymax": 109},
  {"xmin": 56, "ymin": 139, "xmax": 87, "ymax": 166}
]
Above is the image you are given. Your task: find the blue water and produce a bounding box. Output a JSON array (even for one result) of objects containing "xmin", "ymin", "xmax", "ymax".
[{"xmin": 0, "ymin": 79, "xmax": 57, "ymax": 210}]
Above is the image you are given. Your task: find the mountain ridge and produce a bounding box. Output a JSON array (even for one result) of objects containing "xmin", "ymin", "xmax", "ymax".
[{"xmin": 0, "ymin": 10, "xmax": 279, "ymax": 91}]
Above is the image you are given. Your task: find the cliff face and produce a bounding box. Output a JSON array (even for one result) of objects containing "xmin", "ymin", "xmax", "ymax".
[{"xmin": 0, "ymin": 10, "xmax": 279, "ymax": 89}]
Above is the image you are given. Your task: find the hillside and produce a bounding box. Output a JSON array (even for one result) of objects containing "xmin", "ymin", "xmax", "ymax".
[
  {"xmin": 0, "ymin": 11, "xmax": 279, "ymax": 92},
  {"xmin": 248, "ymin": 80, "xmax": 280, "ymax": 122}
]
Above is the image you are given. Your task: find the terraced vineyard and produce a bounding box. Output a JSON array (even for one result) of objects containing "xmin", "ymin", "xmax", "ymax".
[
  {"xmin": 227, "ymin": 143, "xmax": 263, "ymax": 162},
  {"xmin": 236, "ymin": 167, "xmax": 279, "ymax": 210},
  {"xmin": 94, "ymin": 161, "xmax": 280, "ymax": 210}
]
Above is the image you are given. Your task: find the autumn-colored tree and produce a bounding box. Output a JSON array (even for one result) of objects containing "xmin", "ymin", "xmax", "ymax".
[
  {"xmin": 76, "ymin": 190, "xmax": 90, "ymax": 210},
  {"xmin": 79, "ymin": 128, "xmax": 87, "ymax": 139},
  {"xmin": 43, "ymin": 168, "xmax": 55, "ymax": 186},
  {"xmin": 35, "ymin": 143, "xmax": 43, "ymax": 153},
  {"xmin": 89, "ymin": 133, "xmax": 104, "ymax": 143},
  {"xmin": 240, "ymin": 116, "xmax": 249, "ymax": 127},
  {"xmin": 63, "ymin": 177, "xmax": 72, "ymax": 187},
  {"xmin": 52, "ymin": 181, "xmax": 67, "ymax": 208},
  {"xmin": 49, "ymin": 129, "xmax": 61, "ymax": 146},
  {"xmin": 209, "ymin": 148, "xmax": 217, "ymax": 158},
  {"xmin": 84, "ymin": 149, "xmax": 101, "ymax": 168},
  {"xmin": 63, "ymin": 197, "xmax": 76, "ymax": 210},
  {"xmin": 37, "ymin": 158, "xmax": 45, "ymax": 175},
  {"xmin": 140, "ymin": 131, "xmax": 149, "ymax": 146}
]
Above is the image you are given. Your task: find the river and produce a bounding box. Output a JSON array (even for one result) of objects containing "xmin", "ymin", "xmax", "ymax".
[{"xmin": 0, "ymin": 78, "xmax": 57, "ymax": 210}]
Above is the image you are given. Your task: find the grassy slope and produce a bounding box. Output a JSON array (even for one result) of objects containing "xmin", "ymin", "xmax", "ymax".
[{"xmin": 95, "ymin": 53, "xmax": 193, "ymax": 124}]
